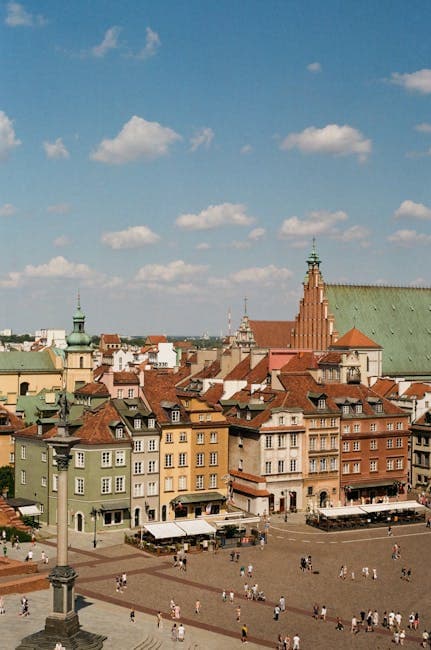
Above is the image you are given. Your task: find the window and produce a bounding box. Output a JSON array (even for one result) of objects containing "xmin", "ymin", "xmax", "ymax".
[
  {"xmin": 387, "ymin": 438, "xmax": 393, "ymax": 449},
  {"xmin": 342, "ymin": 405, "xmax": 350, "ymax": 415},
  {"xmin": 318, "ymin": 398, "xmax": 326, "ymax": 409},
  {"xmin": 320, "ymin": 418, "xmax": 326, "ymax": 427},
  {"xmin": 20, "ymin": 470, "xmax": 26, "ymax": 485},
  {"xmin": 278, "ymin": 415, "xmax": 284, "ymax": 425},
  {"xmin": 178, "ymin": 475, "xmax": 187, "ymax": 491},
  {"xmin": 209, "ymin": 473, "xmax": 218, "ymax": 489},
  {"xmin": 353, "ymin": 462, "xmax": 360, "ymax": 473},
  {"xmin": 396, "ymin": 422, "xmax": 403, "ymax": 430},
  {"xmin": 180, "ymin": 431, "xmax": 188, "ymax": 443},
  {"xmin": 209, "ymin": 431, "xmax": 217, "ymax": 444},
  {"xmin": 209, "ymin": 452, "xmax": 218, "ymax": 466},
  {"xmin": 134, "ymin": 483, "xmax": 144, "ymax": 497},
  {"xmin": 353, "ymin": 441, "xmax": 360, "ymax": 451},
  {"xmin": 52, "ymin": 474, "xmax": 58, "ymax": 491},
  {"xmin": 196, "ymin": 453, "xmax": 205, "ymax": 467},
  {"xmin": 165, "ymin": 432, "xmax": 173, "ymax": 443},
  {"xmin": 343, "ymin": 441, "xmax": 350, "ymax": 452},
  {"xmin": 370, "ymin": 439, "xmax": 377, "ymax": 450},
  {"xmin": 386, "ymin": 459, "xmax": 394, "ymax": 471},
  {"xmin": 330, "ymin": 457, "xmax": 337, "ymax": 471},
  {"xmin": 115, "ymin": 450, "xmax": 126, "ymax": 466},
  {"xmin": 128, "ymin": 389, "xmax": 134, "ymax": 399},
  {"xmin": 148, "ymin": 459, "xmax": 157, "ymax": 473},
  {"xmin": 375, "ymin": 402, "xmax": 383, "ymax": 413},
  {"xmin": 265, "ymin": 435, "xmax": 273, "ymax": 449},
  {"xmin": 101, "ymin": 451, "xmax": 112, "ymax": 467},
  {"xmin": 387, "ymin": 422, "xmax": 394, "ymax": 431},
  {"xmin": 320, "ymin": 458, "xmax": 327, "ymax": 471},
  {"xmin": 278, "ymin": 434, "xmax": 286, "ymax": 448},
  {"xmin": 148, "ymin": 417, "xmax": 155, "ymax": 429},
  {"xmin": 291, "ymin": 416, "xmax": 298, "ymax": 425},
  {"xmin": 134, "ymin": 439, "xmax": 143, "ymax": 453},
  {"xmin": 330, "ymin": 418, "xmax": 337, "ymax": 427},
  {"xmin": 197, "ymin": 432, "xmax": 204, "ymax": 444},
  {"xmin": 9, "ymin": 452, "xmax": 14, "ymax": 464},
  {"xmin": 199, "ymin": 414, "xmax": 204, "ymax": 422},
  {"xmin": 355, "ymin": 403, "xmax": 363, "ymax": 414},
  {"xmin": 171, "ymin": 409, "xmax": 180, "ymax": 423},
  {"xmin": 101, "ymin": 477, "xmax": 112, "ymax": 494},
  {"xmin": 148, "ymin": 439, "xmax": 157, "ymax": 452},
  {"xmin": 309, "ymin": 459, "xmax": 317, "ymax": 473},
  {"xmin": 320, "ymin": 437, "xmax": 327, "ymax": 450},
  {"xmin": 164, "ymin": 454, "xmax": 173, "ymax": 468},
  {"xmin": 265, "ymin": 461, "xmax": 272, "ymax": 474},
  {"xmin": 75, "ymin": 477, "xmax": 85, "ymax": 495},
  {"xmin": 278, "ymin": 459, "xmax": 285, "ymax": 473},
  {"xmin": 21, "ymin": 445, "xmax": 26, "ymax": 460},
  {"xmin": 115, "ymin": 426, "xmax": 124, "ymax": 439},
  {"xmin": 396, "ymin": 458, "xmax": 403, "ymax": 469},
  {"xmin": 343, "ymin": 425, "xmax": 350, "ymax": 434},
  {"xmin": 290, "ymin": 433, "xmax": 298, "ymax": 447},
  {"xmin": 206, "ymin": 413, "xmax": 211, "ymax": 421},
  {"xmin": 196, "ymin": 475, "xmax": 204, "ymax": 490},
  {"xmin": 164, "ymin": 476, "xmax": 173, "ymax": 492},
  {"xmin": 370, "ymin": 423, "xmax": 377, "ymax": 432},
  {"xmin": 134, "ymin": 418, "xmax": 142, "ymax": 430},
  {"xmin": 147, "ymin": 481, "xmax": 157, "ymax": 496},
  {"xmin": 370, "ymin": 460, "xmax": 378, "ymax": 472},
  {"xmin": 307, "ymin": 486, "xmax": 313, "ymax": 496},
  {"xmin": 396, "ymin": 438, "xmax": 403, "ymax": 448},
  {"xmin": 75, "ymin": 451, "xmax": 85, "ymax": 468},
  {"xmin": 115, "ymin": 476, "xmax": 125, "ymax": 492},
  {"xmin": 309, "ymin": 419, "xmax": 316, "ymax": 428},
  {"xmin": 117, "ymin": 389, "xmax": 123, "ymax": 398},
  {"xmin": 342, "ymin": 463, "xmax": 350, "ymax": 474},
  {"xmin": 178, "ymin": 452, "xmax": 187, "ymax": 467},
  {"xmin": 41, "ymin": 451, "xmax": 47, "ymax": 463},
  {"xmin": 309, "ymin": 436, "xmax": 317, "ymax": 451},
  {"xmin": 353, "ymin": 424, "xmax": 360, "ymax": 433},
  {"xmin": 330, "ymin": 435, "xmax": 337, "ymax": 450},
  {"xmin": 290, "ymin": 459, "xmax": 297, "ymax": 472},
  {"xmin": 134, "ymin": 461, "xmax": 144, "ymax": 475}
]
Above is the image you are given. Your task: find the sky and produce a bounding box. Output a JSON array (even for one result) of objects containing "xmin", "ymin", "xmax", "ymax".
[{"xmin": 1, "ymin": 1, "xmax": 431, "ymax": 337}]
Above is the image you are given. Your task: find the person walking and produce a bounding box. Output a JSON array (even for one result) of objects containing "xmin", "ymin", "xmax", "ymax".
[
  {"xmin": 177, "ymin": 623, "xmax": 185, "ymax": 642},
  {"xmin": 236, "ymin": 605, "xmax": 241, "ymax": 622},
  {"xmin": 241, "ymin": 623, "xmax": 248, "ymax": 644},
  {"xmin": 0, "ymin": 595, "xmax": 5, "ymax": 614},
  {"xmin": 171, "ymin": 623, "xmax": 178, "ymax": 641},
  {"xmin": 273, "ymin": 605, "xmax": 280, "ymax": 621},
  {"xmin": 195, "ymin": 600, "xmax": 201, "ymax": 614},
  {"xmin": 129, "ymin": 608, "xmax": 135, "ymax": 623},
  {"xmin": 279, "ymin": 595, "xmax": 286, "ymax": 613},
  {"xmin": 156, "ymin": 611, "xmax": 163, "ymax": 629},
  {"xmin": 320, "ymin": 605, "xmax": 327, "ymax": 621},
  {"xmin": 292, "ymin": 633, "xmax": 300, "ymax": 649}
]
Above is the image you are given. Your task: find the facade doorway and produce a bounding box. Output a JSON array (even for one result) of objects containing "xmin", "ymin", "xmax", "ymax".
[
  {"xmin": 319, "ymin": 491, "xmax": 328, "ymax": 508},
  {"xmin": 289, "ymin": 491, "xmax": 297, "ymax": 511},
  {"xmin": 161, "ymin": 505, "xmax": 167, "ymax": 521},
  {"xmin": 76, "ymin": 513, "xmax": 83, "ymax": 532},
  {"xmin": 269, "ymin": 494, "xmax": 275, "ymax": 512},
  {"xmin": 279, "ymin": 497, "xmax": 285, "ymax": 513},
  {"xmin": 134, "ymin": 507, "xmax": 140, "ymax": 527}
]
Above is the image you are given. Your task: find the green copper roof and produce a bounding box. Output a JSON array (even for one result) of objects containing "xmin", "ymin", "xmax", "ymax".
[
  {"xmin": 0, "ymin": 350, "xmax": 58, "ymax": 372},
  {"xmin": 326, "ymin": 284, "xmax": 431, "ymax": 377}
]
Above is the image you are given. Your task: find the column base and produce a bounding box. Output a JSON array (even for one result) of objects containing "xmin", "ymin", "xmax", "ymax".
[{"xmin": 16, "ymin": 626, "xmax": 106, "ymax": 650}]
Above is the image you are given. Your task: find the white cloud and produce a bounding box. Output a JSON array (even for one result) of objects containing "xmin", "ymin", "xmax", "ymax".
[
  {"xmin": 43, "ymin": 137, "xmax": 70, "ymax": 160},
  {"xmin": 230, "ymin": 240, "xmax": 251, "ymax": 250},
  {"xmin": 133, "ymin": 27, "xmax": 161, "ymax": 60},
  {"xmin": 0, "ymin": 256, "xmax": 109, "ymax": 288},
  {"xmin": 92, "ymin": 26, "xmax": 122, "ymax": 58},
  {"xmin": 333, "ymin": 225, "xmax": 370, "ymax": 244},
  {"xmin": 240, "ymin": 144, "xmax": 253, "ymax": 155},
  {"xmin": 387, "ymin": 229, "xmax": 431, "ymax": 246},
  {"xmin": 176, "ymin": 203, "xmax": 254, "ymax": 230},
  {"xmin": 189, "ymin": 127, "xmax": 214, "ymax": 152},
  {"xmin": 0, "ymin": 111, "xmax": 21, "ymax": 161},
  {"xmin": 135, "ymin": 259, "xmax": 207, "ymax": 284},
  {"xmin": 415, "ymin": 122, "xmax": 431, "ymax": 133},
  {"xmin": 393, "ymin": 200, "xmax": 431, "ymax": 220},
  {"xmin": 47, "ymin": 203, "xmax": 71, "ymax": 214},
  {"xmin": 280, "ymin": 123, "xmax": 372, "ymax": 162},
  {"xmin": 53, "ymin": 235, "xmax": 70, "ymax": 247},
  {"xmin": 91, "ymin": 115, "xmax": 181, "ymax": 164},
  {"xmin": 0, "ymin": 203, "xmax": 16, "ymax": 217},
  {"xmin": 101, "ymin": 225, "xmax": 160, "ymax": 249},
  {"xmin": 391, "ymin": 69, "xmax": 431, "ymax": 94},
  {"xmin": 279, "ymin": 209, "xmax": 348, "ymax": 239},
  {"xmin": 307, "ymin": 62, "xmax": 322, "ymax": 73},
  {"xmin": 5, "ymin": 2, "xmax": 46, "ymax": 27},
  {"xmin": 230, "ymin": 265, "xmax": 292, "ymax": 285},
  {"xmin": 248, "ymin": 227, "xmax": 265, "ymax": 241},
  {"xmin": 196, "ymin": 242, "xmax": 210, "ymax": 250}
]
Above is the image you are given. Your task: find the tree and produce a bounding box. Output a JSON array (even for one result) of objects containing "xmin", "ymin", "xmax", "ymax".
[{"xmin": 0, "ymin": 466, "xmax": 15, "ymax": 498}]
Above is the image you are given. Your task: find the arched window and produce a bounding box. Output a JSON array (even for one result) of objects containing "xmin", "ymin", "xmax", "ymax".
[
  {"xmin": 79, "ymin": 356, "xmax": 84, "ymax": 369},
  {"xmin": 19, "ymin": 381, "xmax": 29, "ymax": 396}
]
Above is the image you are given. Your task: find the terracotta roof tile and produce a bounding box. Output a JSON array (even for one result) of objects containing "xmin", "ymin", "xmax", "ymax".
[
  {"xmin": 249, "ymin": 320, "xmax": 295, "ymax": 348},
  {"xmin": 230, "ymin": 469, "xmax": 265, "ymax": 483},
  {"xmin": 114, "ymin": 371, "xmax": 139, "ymax": 385},
  {"xmin": 231, "ymin": 481, "xmax": 271, "ymax": 498},
  {"xmin": 75, "ymin": 382, "xmax": 110, "ymax": 397},
  {"xmin": 331, "ymin": 327, "xmax": 382, "ymax": 349},
  {"xmin": 402, "ymin": 382, "xmax": 431, "ymax": 399}
]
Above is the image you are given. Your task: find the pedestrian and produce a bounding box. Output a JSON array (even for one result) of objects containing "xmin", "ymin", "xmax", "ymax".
[
  {"xmin": 171, "ymin": 623, "xmax": 178, "ymax": 641},
  {"xmin": 414, "ymin": 613, "xmax": 420, "ymax": 630},
  {"xmin": 173, "ymin": 554, "xmax": 178, "ymax": 567},
  {"xmin": 229, "ymin": 590, "xmax": 234, "ymax": 604},
  {"xmin": 230, "ymin": 550, "xmax": 235, "ymax": 562},
  {"xmin": 320, "ymin": 605, "xmax": 327, "ymax": 621},
  {"xmin": 182, "ymin": 557, "xmax": 187, "ymax": 572},
  {"xmin": 174, "ymin": 604, "xmax": 180, "ymax": 619},
  {"xmin": 351, "ymin": 616, "xmax": 358, "ymax": 633},
  {"xmin": 260, "ymin": 537, "xmax": 265, "ymax": 550},
  {"xmin": 25, "ymin": 549, "xmax": 33, "ymax": 562},
  {"xmin": 388, "ymin": 526, "xmax": 393, "ymax": 536},
  {"xmin": 394, "ymin": 629, "xmax": 400, "ymax": 644},
  {"xmin": 312, "ymin": 603, "xmax": 319, "ymax": 619},
  {"xmin": 2, "ymin": 545, "xmax": 6, "ymax": 558},
  {"xmin": 335, "ymin": 616, "xmax": 344, "ymax": 631},
  {"xmin": 177, "ymin": 623, "xmax": 185, "ymax": 642},
  {"xmin": 399, "ymin": 629, "xmax": 406, "ymax": 646},
  {"xmin": 284, "ymin": 634, "xmax": 291, "ymax": 650},
  {"xmin": 170, "ymin": 599, "xmax": 176, "ymax": 617},
  {"xmin": 22, "ymin": 596, "xmax": 29, "ymax": 617},
  {"xmin": 31, "ymin": 531, "xmax": 36, "ymax": 546},
  {"xmin": 372, "ymin": 610, "xmax": 379, "ymax": 628},
  {"xmin": 240, "ymin": 565, "xmax": 245, "ymax": 577},
  {"xmin": 121, "ymin": 572, "xmax": 127, "ymax": 588},
  {"xmin": 44, "ymin": 553, "xmax": 49, "ymax": 565},
  {"xmin": 338, "ymin": 565, "xmax": 344, "ymax": 579},
  {"xmin": 0, "ymin": 596, "xmax": 5, "ymax": 614},
  {"xmin": 307, "ymin": 555, "xmax": 313, "ymax": 571},
  {"xmin": 408, "ymin": 612, "xmax": 415, "ymax": 629},
  {"xmin": 351, "ymin": 570, "xmax": 355, "ymax": 580},
  {"xmin": 421, "ymin": 630, "xmax": 429, "ymax": 647},
  {"xmin": 41, "ymin": 550, "xmax": 46, "ymax": 564},
  {"xmin": 236, "ymin": 605, "xmax": 241, "ymax": 622},
  {"xmin": 235, "ymin": 552, "xmax": 240, "ymax": 562},
  {"xmin": 279, "ymin": 595, "xmax": 286, "ymax": 612},
  {"xmin": 156, "ymin": 611, "xmax": 163, "ymax": 629},
  {"xmin": 129, "ymin": 608, "xmax": 135, "ymax": 623},
  {"xmin": 292, "ymin": 633, "xmax": 300, "ymax": 649},
  {"xmin": 406, "ymin": 568, "xmax": 411, "ymax": 581},
  {"xmin": 195, "ymin": 600, "xmax": 200, "ymax": 614},
  {"xmin": 241, "ymin": 623, "xmax": 248, "ymax": 644},
  {"xmin": 383, "ymin": 611, "xmax": 388, "ymax": 628},
  {"xmin": 115, "ymin": 576, "xmax": 122, "ymax": 593},
  {"xmin": 372, "ymin": 568, "xmax": 377, "ymax": 580},
  {"xmin": 222, "ymin": 590, "xmax": 227, "ymax": 602},
  {"xmin": 247, "ymin": 563, "xmax": 253, "ymax": 578},
  {"xmin": 273, "ymin": 605, "xmax": 280, "ymax": 621}
]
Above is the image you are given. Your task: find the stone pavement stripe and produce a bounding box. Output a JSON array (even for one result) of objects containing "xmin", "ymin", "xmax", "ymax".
[
  {"xmin": 341, "ymin": 530, "xmax": 430, "ymax": 543},
  {"xmin": 77, "ymin": 586, "xmax": 275, "ymax": 648}
]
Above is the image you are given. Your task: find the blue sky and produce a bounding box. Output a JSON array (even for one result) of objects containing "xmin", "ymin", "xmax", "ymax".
[{"xmin": 1, "ymin": 1, "xmax": 431, "ymax": 336}]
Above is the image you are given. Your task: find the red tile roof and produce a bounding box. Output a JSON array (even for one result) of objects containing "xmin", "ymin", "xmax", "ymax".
[
  {"xmin": 319, "ymin": 352, "xmax": 342, "ymax": 365},
  {"xmin": 249, "ymin": 320, "xmax": 295, "ymax": 348},
  {"xmin": 224, "ymin": 355, "xmax": 251, "ymax": 381},
  {"xmin": 113, "ymin": 371, "xmax": 139, "ymax": 385},
  {"xmin": 402, "ymin": 382, "xmax": 431, "ymax": 399},
  {"xmin": 145, "ymin": 335, "xmax": 168, "ymax": 345},
  {"xmin": 331, "ymin": 327, "xmax": 382, "ymax": 349},
  {"xmin": 231, "ymin": 482, "xmax": 271, "ymax": 498},
  {"xmin": 280, "ymin": 352, "xmax": 318, "ymax": 373},
  {"xmin": 101, "ymin": 334, "xmax": 121, "ymax": 344},
  {"xmin": 75, "ymin": 382, "xmax": 110, "ymax": 397},
  {"xmin": 371, "ymin": 378, "xmax": 399, "ymax": 398},
  {"xmin": 230, "ymin": 469, "xmax": 265, "ymax": 483}
]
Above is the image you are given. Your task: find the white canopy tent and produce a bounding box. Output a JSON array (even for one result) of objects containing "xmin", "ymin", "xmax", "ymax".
[
  {"xmin": 176, "ymin": 520, "xmax": 216, "ymax": 536},
  {"xmin": 18, "ymin": 505, "xmax": 42, "ymax": 516},
  {"xmin": 143, "ymin": 522, "xmax": 186, "ymax": 539},
  {"xmin": 317, "ymin": 500, "xmax": 425, "ymax": 519},
  {"xmin": 318, "ymin": 506, "xmax": 364, "ymax": 518}
]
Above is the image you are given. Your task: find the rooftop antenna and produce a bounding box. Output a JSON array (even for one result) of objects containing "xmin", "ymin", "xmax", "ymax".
[
  {"xmin": 244, "ymin": 295, "xmax": 248, "ymax": 316},
  {"xmin": 228, "ymin": 306, "xmax": 232, "ymax": 336}
]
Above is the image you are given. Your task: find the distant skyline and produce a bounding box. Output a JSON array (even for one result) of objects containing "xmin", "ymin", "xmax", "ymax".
[{"xmin": 1, "ymin": 1, "xmax": 431, "ymax": 336}]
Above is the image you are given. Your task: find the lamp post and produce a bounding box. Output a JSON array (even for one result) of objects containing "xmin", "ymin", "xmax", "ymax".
[
  {"xmin": 91, "ymin": 507, "xmax": 100, "ymax": 548},
  {"xmin": 17, "ymin": 391, "xmax": 105, "ymax": 649}
]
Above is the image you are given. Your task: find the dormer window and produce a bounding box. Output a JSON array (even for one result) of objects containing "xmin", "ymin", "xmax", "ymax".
[
  {"xmin": 148, "ymin": 417, "xmax": 155, "ymax": 429},
  {"xmin": 355, "ymin": 403, "xmax": 363, "ymax": 414},
  {"xmin": 342, "ymin": 404, "xmax": 350, "ymax": 415},
  {"xmin": 37, "ymin": 423, "xmax": 43, "ymax": 436},
  {"xmin": 116, "ymin": 426, "xmax": 124, "ymax": 439},
  {"xmin": 375, "ymin": 403, "xmax": 383, "ymax": 413},
  {"xmin": 318, "ymin": 398, "xmax": 326, "ymax": 410},
  {"xmin": 134, "ymin": 418, "xmax": 142, "ymax": 430},
  {"xmin": 246, "ymin": 411, "xmax": 251, "ymax": 421},
  {"xmin": 171, "ymin": 409, "xmax": 180, "ymax": 423}
]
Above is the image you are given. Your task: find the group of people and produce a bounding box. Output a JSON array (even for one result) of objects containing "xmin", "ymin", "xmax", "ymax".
[
  {"xmin": 276, "ymin": 632, "xmax": 301, "ymax": 649},
  {"xmin": 115, "ymin": 572, "xmax": 127, "ymax": 593},
  {"xmin": 299, "ymin": 555, "xmax": 312, "ymax": 572},
  {"xmin": 172, "ymin": 549, "xmax": 188, "ymax": 572}
]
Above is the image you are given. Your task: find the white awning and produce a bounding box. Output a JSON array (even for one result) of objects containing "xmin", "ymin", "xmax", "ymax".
[
  {"xmin": 18, "ymin": 505, "xmax": 42, "ymax": 516},
  {"xmin": 318, "ymin": 506, "xmax": 364, "ymax": 518},
  {"xmin": 177, "ymin": 519, "xmax": 216, "ymax": 535},
  {"xmin": 143, "ymin": 522, "xmax": 186, "ymax": 539},
  {"xmin": 214, "ymin": 517, "xmax": 260, "ymax": 528},
  {"xmin": 360, "ymin": 500, "xmax": 425, "ymax": 513}
]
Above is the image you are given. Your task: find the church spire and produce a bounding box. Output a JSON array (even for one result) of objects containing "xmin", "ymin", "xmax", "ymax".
[{"xmin": 307, "ymin": 237, "xmax": 321, "ymax": 268}]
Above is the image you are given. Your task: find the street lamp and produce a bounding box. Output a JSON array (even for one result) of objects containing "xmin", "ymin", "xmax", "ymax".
[{"xmin": 91, "ymin": 507, "xmax": 102, "ymax": 548}]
